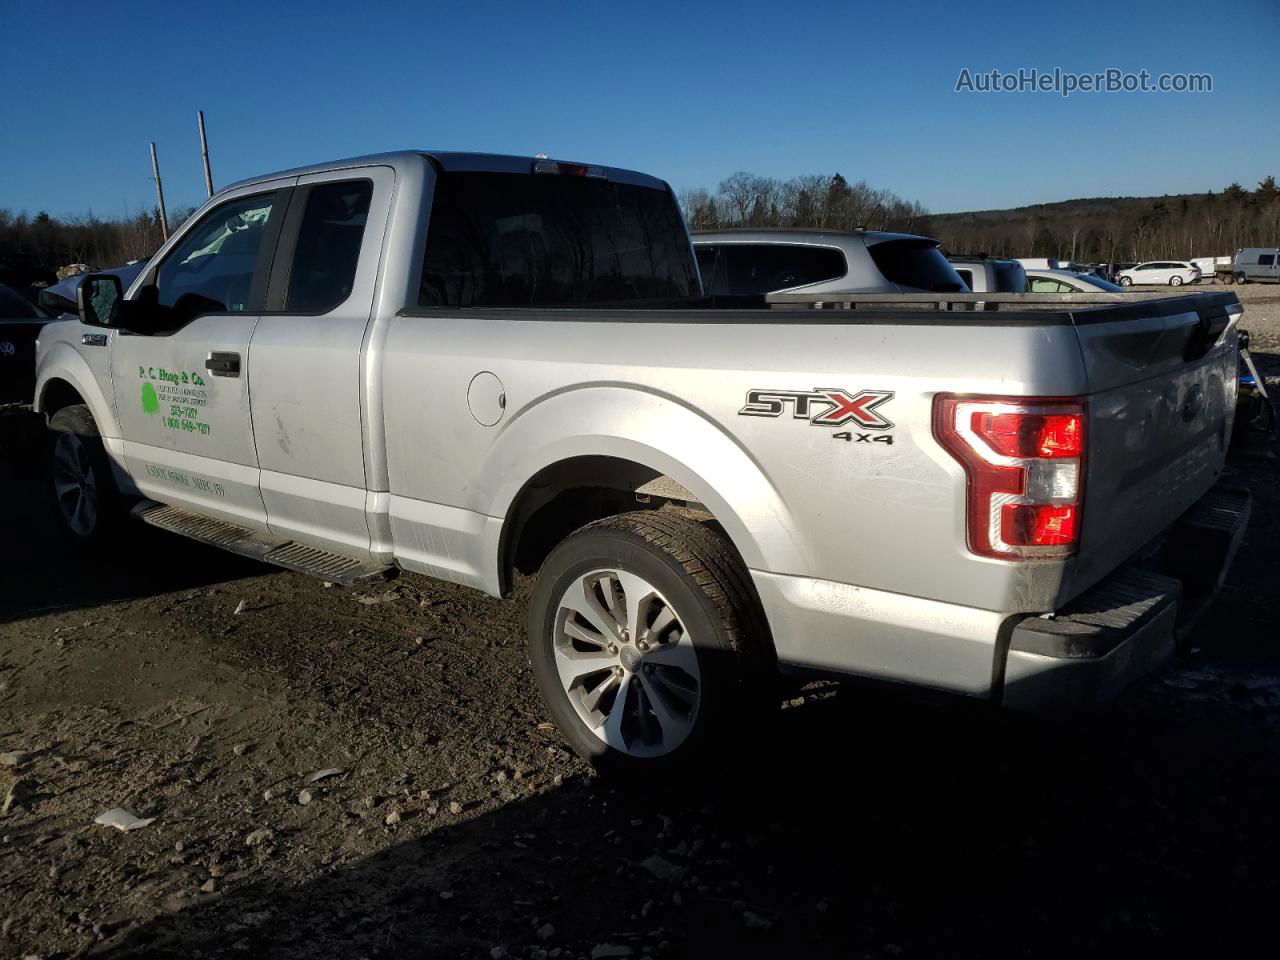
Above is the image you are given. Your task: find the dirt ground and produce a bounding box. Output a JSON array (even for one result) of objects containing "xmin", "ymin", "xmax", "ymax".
[{"xmin": 2, "ymin": 288, "xmax": 1279, "ymax": 960}]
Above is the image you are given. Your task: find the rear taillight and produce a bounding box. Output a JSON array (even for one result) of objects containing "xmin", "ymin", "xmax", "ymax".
[{"xmin": 933, "ymin": 395, "xmax": 1086, "ymax": 560}]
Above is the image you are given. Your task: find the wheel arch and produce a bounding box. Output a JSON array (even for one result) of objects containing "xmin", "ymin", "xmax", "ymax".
[
  {"xmin": 487, "ymin": 386, "xmax": 806, "ymax": 596},
  {"xmin": 34, "ymin": 345, "xmax": 118, "ymax": 438}
]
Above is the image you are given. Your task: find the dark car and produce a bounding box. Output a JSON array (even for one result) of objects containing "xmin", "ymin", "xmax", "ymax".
[{"xmin": 0, "ymin": 283, "xmax": 55, "ymax": 406}]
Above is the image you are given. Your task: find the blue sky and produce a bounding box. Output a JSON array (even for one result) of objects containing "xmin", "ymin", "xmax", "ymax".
[{"xmin": 2, "ymin": 0, "xmax": 1277, "ymax": 218}]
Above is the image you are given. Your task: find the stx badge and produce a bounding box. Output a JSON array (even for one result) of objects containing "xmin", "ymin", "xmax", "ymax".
[{"xmin": 738, "ymin": 388, "xmax": 895, "ymax": 429}]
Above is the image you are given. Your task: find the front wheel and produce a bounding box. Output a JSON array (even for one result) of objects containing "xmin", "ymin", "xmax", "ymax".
[
  {"xmin": 1235, "ymin": 273, "xmax": 1248, "ymax": 284},
  {"xmin": 528, "ymin": 512, "xmax": 775, "ymax": 780},
  {"xmin": 1170, "ymin": 275, "xmax": 1184, "ymax": 286},
  {"xmin": 1118, "ymin": 275, "xmax": 1132, "ymax": 286},
  {"xmin": 47, "ymin": 404, "xmax": 121, "ymax": 545}
]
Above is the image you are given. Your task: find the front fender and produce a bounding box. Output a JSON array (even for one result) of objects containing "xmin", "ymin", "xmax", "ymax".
[
  {"xmin": 34, "ymin": 341, "xmax": 118, "ymax": 439},
  {"xmin": 484, "ymin": 385, "xmax": 807, "ymax": 575}
]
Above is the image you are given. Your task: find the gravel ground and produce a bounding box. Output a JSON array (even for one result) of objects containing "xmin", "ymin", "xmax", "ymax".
[{"xmin": 2, "ymin": 288, "xmax": 1279, "ymax": 960}]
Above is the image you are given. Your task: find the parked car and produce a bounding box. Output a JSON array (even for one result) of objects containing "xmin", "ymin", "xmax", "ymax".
[
  {"xmin": 1232, "ymin": 248, "xmax": 1280, "ymax": 283},
  {"xmin": 38, "ymin": 261, "xmax": 149, "ymax": 317},
  {"xmin": 36, "ymin": 150, "xmax": 1249, "ymax": 778},
  {"xmin": 1114, "ymin": 261, "xmax": 1201, "ymax": 286},
  {"xmin": 946, "ymin": 255, "xmax": 1027, "ymax": 293},
  {"xmin": 1024, "ymin": 268, "xmax": 1125, "ymax": 293},
  {"xmin": 1016, "ymin": 257, "xmax": 1061, "ymax": 270},
  {"xmin": 0, "ymin": 283, "xmax": 55, "ymax": 405},
  {"xmin": 692, "ymin": 229, "xmax": 966, "ymax": 295}
]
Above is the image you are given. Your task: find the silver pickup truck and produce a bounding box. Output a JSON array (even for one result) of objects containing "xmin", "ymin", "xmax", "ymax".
[{"xmin": 34, "ymin": 151, "xmax": 1249, "ymax": 777}]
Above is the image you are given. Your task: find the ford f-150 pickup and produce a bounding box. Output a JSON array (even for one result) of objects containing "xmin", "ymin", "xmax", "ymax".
[{"xmin": 33, "ymin": 151, "xmax": 1250, "ymax": 777}]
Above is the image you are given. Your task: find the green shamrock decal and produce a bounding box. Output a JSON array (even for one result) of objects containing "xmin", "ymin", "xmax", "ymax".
[{"xmin": 141, "ymin": 382, "xmax": 160, "ymax": 415}]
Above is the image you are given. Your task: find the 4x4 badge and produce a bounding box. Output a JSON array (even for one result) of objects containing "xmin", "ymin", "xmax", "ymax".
[{"xmin": 738, "ymin": 388, "xmax": 894, "ymax": 429}]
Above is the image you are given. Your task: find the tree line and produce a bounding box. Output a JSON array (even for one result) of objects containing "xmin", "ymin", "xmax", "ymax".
[
  {"xmin": 0, "ymin": 206, "xmax": 195, "ymax": 292},
  {"xmin": 3, "ymin": 173, "xmax": 1278, "ymax": 295},
  {"xmin": 681, "ymin": 172, "xmax": 1280, "ymax": 264}
]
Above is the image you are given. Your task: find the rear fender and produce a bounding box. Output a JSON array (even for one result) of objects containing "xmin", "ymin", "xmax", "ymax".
[{"xmin": 486, "ymin": 385, "xmax": 806, "ymax": 577}]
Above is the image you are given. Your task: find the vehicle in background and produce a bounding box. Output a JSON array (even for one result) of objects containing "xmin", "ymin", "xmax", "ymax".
[
  {"xmin": 1232, "ymin": 248, "xmax": 1280, "ymax": 283},
  {"xmin": 1114, "ymin": 261, "xmax": 1201, "ymax": 286},
  {"xmin": 0, "ymin": 283, "xmax": 55, "ymax": 406},
  {"xmin": 1191, "ymin": 257, "xmax": 1219, "ymax": 280},
  {"xmin": 39, "ymin": 261, "xmax": 149, "ymax": 317},
  {"xmin": 692, "ymin": 229, "xmax": 966, "ymax": 296},
  {"xmin": 35, "ymin": 150, "xmax": 1250, "ymax": 779},
  {"xmin": 1024, "ymin": 268, "xmax": 1125, "ymax": 293},
  {"xmin": 1016, "ymin": 257, "xmax": 1060, "ymax": 270},
  {"xmin": 946, "ymin": 255, "xmax": 1027, "ymax": 292}
]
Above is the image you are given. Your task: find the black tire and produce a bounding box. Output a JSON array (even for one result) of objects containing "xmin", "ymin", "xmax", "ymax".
[
  {"xmin": 1235, "ymin": 273, "xmax": 1248, "ymax": 284},
  {"xmin": 1119, "ymin": 275, "xmax": 1132, "ymax": 286},
  {"xmin": 1170, "ymin": 275, "xmax": 1183, "ymax": 286},
  {"xmin": 528, "ymin": 511, "xmax": 775, "ymax": 781},
  {"xmin": 47, "ymin": 404, "xmax": 121, "ymax": 545}
]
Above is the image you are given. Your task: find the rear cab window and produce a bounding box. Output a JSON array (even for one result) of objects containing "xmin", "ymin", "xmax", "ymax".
[
  {"xmin": 867, "ymin": 239, "xmax": 965, "ymax": 292},
  {"xmin": 419, "ymin": 172, "xmax": 698, "ymax": 307}
]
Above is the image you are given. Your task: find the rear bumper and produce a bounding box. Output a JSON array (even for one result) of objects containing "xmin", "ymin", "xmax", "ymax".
[{"xmin": 1000, "ymin": 483, "xmax": 1251, "ymax": 710}]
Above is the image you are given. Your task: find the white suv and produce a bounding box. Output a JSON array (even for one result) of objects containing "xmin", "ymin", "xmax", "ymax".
[{"xmin": 1114, "ymin": 261, "xmax": 1201, "ymax": 287}]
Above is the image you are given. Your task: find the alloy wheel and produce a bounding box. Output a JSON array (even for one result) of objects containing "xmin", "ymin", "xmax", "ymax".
[
  {"xmin": 52, "ymin": 432, "xmax": 98, "ymax": 537},
  {"xmin": 553, "ymin": 569, "xmax": 701, "ymax": 758}
]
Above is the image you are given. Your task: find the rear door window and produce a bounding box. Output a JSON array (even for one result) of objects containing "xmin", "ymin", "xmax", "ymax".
[
  {"xmin": 285, "ymin": 180, "xmax": 373, "ymax": 313},
  {"xmin": 722, "ymin": 244, "xmax": 846, "ymax": 294},
  {"xmin": 867, "ymin": 239, "xmax": 965, "ymax": 292},
  {"xmin": 1259, "ymin": 254, "xmax": 1275, "ymax": 267}
]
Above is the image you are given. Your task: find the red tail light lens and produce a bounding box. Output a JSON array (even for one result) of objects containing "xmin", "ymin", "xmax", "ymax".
[
  {"xmin": 934, "ymin": 395, "xmax": 1086, "ymax": 559},
  {"xmin": 972, "ymin": 412, "xmax": 1082, "ymax": 458},
  {"xmin": 1001, "ymin": 503, "xmax": 1078, "ymax": 547}
]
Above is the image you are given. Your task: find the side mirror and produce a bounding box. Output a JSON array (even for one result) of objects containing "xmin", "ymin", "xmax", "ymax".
[{"xmin": 77, "ymin": 274, "xmax": 124, "ymax": 328}]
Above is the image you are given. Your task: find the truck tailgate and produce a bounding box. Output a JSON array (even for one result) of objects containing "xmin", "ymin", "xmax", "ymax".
[{"xmin": 1066, "ymin": 293, "xmax": 1243, "ymax": 600}]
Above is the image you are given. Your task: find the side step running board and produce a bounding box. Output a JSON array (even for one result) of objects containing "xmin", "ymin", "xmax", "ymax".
[{"xmin": 132, "ymin": 501, "xmax": 394, "ymax": 585}]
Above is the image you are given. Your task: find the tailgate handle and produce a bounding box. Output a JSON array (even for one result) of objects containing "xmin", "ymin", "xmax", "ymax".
[
  {"xmin": 1184, "ymin": 311, "xmax": 1229, "ymax": 362},
  {"xmin": 205, "ymin": 351, "xmax": 241, "ymax": 377}
]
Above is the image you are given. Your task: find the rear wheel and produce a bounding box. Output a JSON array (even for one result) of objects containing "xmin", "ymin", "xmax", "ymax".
[
  {"xmin": 528, "ymin": 512, "xmax": 775, "ymax": 780},
  {"xmin": 1170, "ymin": 275, "xmax": 1183, "ymax": 286},
  {"xmin": 47, "ymin": 404, "xmax": 121, "ymax": 545}
]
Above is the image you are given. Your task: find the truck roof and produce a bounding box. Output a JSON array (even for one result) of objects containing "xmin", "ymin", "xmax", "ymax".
[
  {"xmin": 690, "ymin": 228, "xmax": 936, "ymax": 248},
  {"xmin": 224, "ymin": 151, "xmax": 671, "ymax": 193}
]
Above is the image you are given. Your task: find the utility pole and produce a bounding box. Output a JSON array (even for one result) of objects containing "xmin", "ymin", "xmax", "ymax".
[
  {"xmin": 197, "ymin": 110, "xmax": 214, "ymax": 198},
  {"xmin": 149, "ymin": 142, "xmax": 170, "ymax": 242}
]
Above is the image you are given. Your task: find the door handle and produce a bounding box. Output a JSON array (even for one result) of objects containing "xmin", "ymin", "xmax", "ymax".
[{"xmin": 205, "ymin": 351, "xmax": 241, "ymax": 377}]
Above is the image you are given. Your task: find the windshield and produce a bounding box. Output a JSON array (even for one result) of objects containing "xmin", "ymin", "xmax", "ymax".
[
  {"xmin": 866, "ymin": 239, "xmax": 965, "ymax": 292},
  {"xmin": 419, "ymin": 171, "xmax": 699, "ymax": 307}
]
